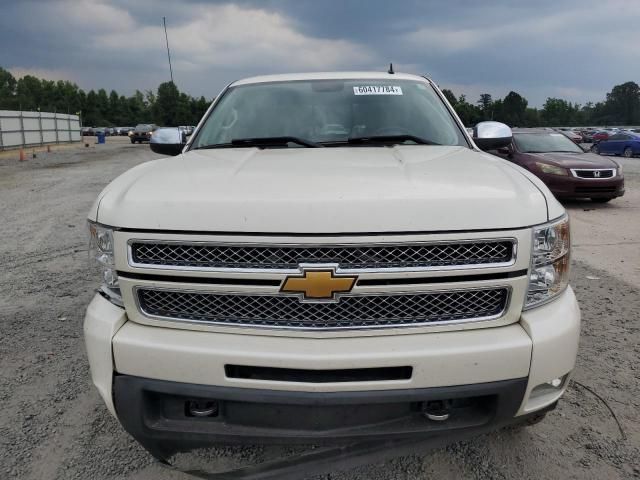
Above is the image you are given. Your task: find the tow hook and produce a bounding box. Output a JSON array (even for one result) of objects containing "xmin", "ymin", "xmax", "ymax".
[
  {"xmin": 186, "ymin": 400, "xmax": 219, "ymax": 417},
  {"xmin": 422, "ymin": 400, "xmax": 450, "ymax": 421}
]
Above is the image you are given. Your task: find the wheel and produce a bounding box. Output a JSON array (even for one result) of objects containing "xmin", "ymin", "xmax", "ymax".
[
  {"xmin": 623, "ymin": 147, "xmax": 633, "ymax": 158},
  {"xmin": 591, "ymin": 197, "xmax": 612, "ymax": 203},
  {"xmin": 590, "ymin": 144, "xmax": 599, "ymax": 154}
]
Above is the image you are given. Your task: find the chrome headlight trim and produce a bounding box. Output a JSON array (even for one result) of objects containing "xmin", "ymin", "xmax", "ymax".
[
  {"xmin": 524, "ymin": 214, "xmax": 570, "ymax": 310},
  {"xmin": 88, "ymin": 220, "xmax": 123, "ymax": 306}
]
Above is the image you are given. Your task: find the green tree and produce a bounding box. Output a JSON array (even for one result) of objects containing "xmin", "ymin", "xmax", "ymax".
[
  {"xmin": 127, "ymin": 90, "xmax": 150, "ymax": 124},
  {"xmin": 499, "ymin": 91, "xmax": 528, "ymax": 127},
  {"xmin": 107, "ymin": 90, "xmax": 122, "ymax": 124},
  {"xmin": 0, "ymin": 64, "xmax": 213, "ymax": 126},
  {"xmin": 455, "ymin": 94, "xmax": 482, "ymax": 126},
  {"xmin": 0, "ymin": 67, "xmax": 17, "ymax": 109},
  {"xmin": 523, "ymin": 108, "xmax": 541, "ymax": 127},
  {"xmin": 153, "ymin": 81, "xmax": 180, "ymax": 126},
  {"xmin": 541, "ymin": 98, "xmax": 577, "ymax": 126},
  {"xmin": 441, "ymin": 88, "xmax": 457, "ymax": 106},
  {"xmin": 15, "ymin": 75, "xmax": 43, "ymax": 110},
  {"xmin": 604, "ymin": 81, "xmax": 640, "ymax": 125},
  {"xmin": 83, "ymin": 90, "xmax": 101, "ymax": 126},
  {"xmin": 477, "ymin": 93, "xmax": 493, "ymax": 120}
]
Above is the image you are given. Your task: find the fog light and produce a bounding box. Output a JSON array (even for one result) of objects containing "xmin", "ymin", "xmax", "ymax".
[{"xmin": 530, "ymin": 374, "xmax": 568, "ymax": 400}]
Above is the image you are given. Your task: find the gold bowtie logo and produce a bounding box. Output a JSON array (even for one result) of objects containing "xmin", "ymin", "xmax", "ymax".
[{"xmin": 281, "ymin": 269, "xmax": 357, "ymax": 301}]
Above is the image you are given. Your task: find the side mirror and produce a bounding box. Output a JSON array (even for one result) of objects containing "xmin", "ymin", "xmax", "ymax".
[
  {"xmin": 473, "ymin": 121, "xmax": 513, "ymax": 151},
  {"xmin": 150, "ymin": 127, "xmax": 186, "ymax": 156}
]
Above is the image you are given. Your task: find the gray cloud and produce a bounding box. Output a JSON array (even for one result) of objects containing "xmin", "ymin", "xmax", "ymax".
[{"xmin": 2, "ymin": 0, "xmax": 639, "ymax": 106}]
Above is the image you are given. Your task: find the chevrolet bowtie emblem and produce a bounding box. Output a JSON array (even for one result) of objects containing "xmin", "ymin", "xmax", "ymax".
[{"xmin": 281, "ymin": 269, "xmax": 357, "ymax": 301}]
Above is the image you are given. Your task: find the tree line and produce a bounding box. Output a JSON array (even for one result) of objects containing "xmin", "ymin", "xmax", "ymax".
[
  {"xmin": 1, "ymin": 66, "xmax": 639, "ymax": 128},
  {"xmin": 441, "ymin": 81, "xmax": 640, "ymax": 127},
  {"xmin": 0, "ymin": 67, "xmax": 210, "ymax": 127}
]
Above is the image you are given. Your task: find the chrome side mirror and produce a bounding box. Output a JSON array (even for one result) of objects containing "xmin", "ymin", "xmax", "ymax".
[
  {"xmin": 473, "ymin": 121, "xmax": 513, "ymax": 151},
  {"xmin": 150, "ymin": 127, "xmax": 187, "ymax": 156}
]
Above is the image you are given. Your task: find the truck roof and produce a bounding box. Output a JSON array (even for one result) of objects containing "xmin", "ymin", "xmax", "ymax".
[{"xmin": 231, "ymin": 71, "xmax": 428, "ymax": 86}]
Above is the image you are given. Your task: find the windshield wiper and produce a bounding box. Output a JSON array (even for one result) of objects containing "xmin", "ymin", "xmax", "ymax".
[
  {"xmin": 192, "ymin": 136, "xmax": 322, "ymax": 150},
  {"xmin": 232, "ymin": 136, "xmax": 322, "ymax": 148},
  {"xmin": 346, "ymin": 134, "xmax": 439, "ymax": 146}
]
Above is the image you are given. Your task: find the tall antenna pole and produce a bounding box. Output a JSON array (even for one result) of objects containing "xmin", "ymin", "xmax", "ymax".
[{"xmin": 163, "ymin": 16, "xmax": 174, "ymax": 84}]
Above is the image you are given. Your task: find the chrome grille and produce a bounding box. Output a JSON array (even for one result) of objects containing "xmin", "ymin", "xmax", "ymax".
[
  {"xmin": 130, "ymin": 240, "xmax": 515, "ymax": 271},
  {"xmin": 572, "ymin": 169, "xmax": 615, "ymax": 179},
  {"xmin": 137, "ymin": 287, "xmax": 509, "ymax": 330}
]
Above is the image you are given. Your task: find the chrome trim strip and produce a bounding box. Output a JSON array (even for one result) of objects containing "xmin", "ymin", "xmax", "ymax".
[
  {"xmin": 570, "ymin": 168, "xmax": 616, "ymax": 179},
  {"xmin": 126, "ymin": 238, "xmax": 518, "ymax": 274},
  {"xmin": 133, "ymin": 285, "xmax": 512, "ymax": 331}
]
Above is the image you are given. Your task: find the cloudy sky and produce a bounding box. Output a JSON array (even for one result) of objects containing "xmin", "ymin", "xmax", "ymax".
[{"xmin": 2, "ymin": 0, "xmax": 639, "ymax": 106}]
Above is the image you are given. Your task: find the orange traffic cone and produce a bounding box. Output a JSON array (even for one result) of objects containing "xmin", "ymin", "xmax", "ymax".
[{"xmin": 19, "ymin": 148, "xmax": 25, "ymax": 161}]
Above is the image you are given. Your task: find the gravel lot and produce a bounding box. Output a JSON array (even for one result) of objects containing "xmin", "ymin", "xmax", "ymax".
[{"xmin": 1, "ymin": 137, "xmax": 639, "ymax": 479}]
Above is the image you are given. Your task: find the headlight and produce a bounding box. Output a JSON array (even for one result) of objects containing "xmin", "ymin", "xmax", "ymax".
[
  {"xmin": 536, "ymin": 162, "xmax": 568, "ymax": 176},
  {"xmin": 525, "ymin": 215, "xmax": 570, "ymax": 309},
  {"xmin": 88, "ymin": 221, "xmax": 122, "ymax": 306}
]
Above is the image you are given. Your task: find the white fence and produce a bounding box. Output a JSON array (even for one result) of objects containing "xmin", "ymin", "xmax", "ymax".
[{"xmin": 0, "ymin": 110, "xmax": 81, "ymax": 150}]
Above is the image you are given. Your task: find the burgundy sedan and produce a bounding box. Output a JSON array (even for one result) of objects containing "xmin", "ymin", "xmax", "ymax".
[{"xmin": 491, "ymin": 129, "xmax": 624, "ymax": 203}]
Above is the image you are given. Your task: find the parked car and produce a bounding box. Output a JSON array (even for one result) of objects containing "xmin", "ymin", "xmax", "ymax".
[
  {"xmin": 81, "ymin": 127, "xmax": 94, "ymax": 136},
  {"xmin": 592, "ymin": 130, "xmax": 609, "ymax": 142},
  {"xmin": 580, "ymin": 130, "xmax": 595, "ymax": 143},
  {"xmin": 92, "ymin": 127, "xmax": 106, "ymax": 137},
  {"xmin": 559, "ymin": 129, "xmax": 582, "ymax": 144},
  {"xmin": 129, "ymin": 124, "xmax": 157, "ymax": 143},
  {"xmin": 592, "ymin": 132, "xmax": 640, "ymax": 157},
  {"xmin": 491, "ymin": 128, "xmax": 624, "ymax": 203},
  {"xmin": 114, "ymin": 127, "xmax": 133, "ymax": 136},
  {"xmin": 85, "ymin": 71, "xmax": 580, "ymax": 463}
]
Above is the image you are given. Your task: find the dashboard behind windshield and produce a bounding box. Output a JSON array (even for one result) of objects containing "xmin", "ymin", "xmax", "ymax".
[{"xmin": 192, "ymin": 79, "xmax": 468, "ymax": 148}]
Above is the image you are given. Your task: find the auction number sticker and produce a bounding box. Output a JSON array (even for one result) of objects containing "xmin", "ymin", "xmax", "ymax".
[{"xmin": 353, "ymin": 85, "xmax": 403, "ymax": 95}]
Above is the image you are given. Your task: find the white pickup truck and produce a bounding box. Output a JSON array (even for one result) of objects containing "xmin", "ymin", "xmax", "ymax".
[{"xmin": 84, "ymin": 72, "xmax": 580, "ymax": 461}]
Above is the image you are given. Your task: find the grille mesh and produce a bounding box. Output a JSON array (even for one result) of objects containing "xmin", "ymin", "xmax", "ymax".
[
  {"xmin": 137, "ymin": 288, "xmax": 508, "ymax": 329},
  {"xmin": 131, "ymin": 241, "xmax": 514, "ymax": 270},
  {"xmin": 574, "ymin": 169, "xmax": 614, "ymax": 178}
]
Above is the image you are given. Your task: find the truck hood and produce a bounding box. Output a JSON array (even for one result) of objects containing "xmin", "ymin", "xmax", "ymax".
[{"xmin": 94, "ymin": 146, "xmax": 550, "ymax": 233}]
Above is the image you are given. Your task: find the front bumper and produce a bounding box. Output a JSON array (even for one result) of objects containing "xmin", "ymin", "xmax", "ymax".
[
  {"xmin": 84, "ymin": 288, "xmax": 580, "ymax": 450},
  {"xmin": 114, "ymin": 375, "xmax": 538, "ymax": 459},
  {"xmin": 537, "ymin": 172, "xmax": 625, "ymax": 199}
]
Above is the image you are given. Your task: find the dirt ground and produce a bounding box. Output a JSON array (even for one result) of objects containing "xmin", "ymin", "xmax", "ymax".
[{"xmin": 0, "ymin": 136, "xmax": 638, "ymax": 479}]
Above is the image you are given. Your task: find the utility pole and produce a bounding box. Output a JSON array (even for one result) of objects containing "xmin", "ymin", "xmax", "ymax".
[{"xmin": 163, "ymin": 16, "xmax": 174, "ymax": 84}]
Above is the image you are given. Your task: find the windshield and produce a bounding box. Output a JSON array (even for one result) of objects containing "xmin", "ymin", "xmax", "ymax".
[
  {"xmin": 514, "ymin": 133, "xmax": 583, "ymax": 153},
  {"xmin": 192, "ymin": 79, "xmax": 467, "ymax": 148},
  {"xmin": 135, "ymin": 124, "xmax": 153, "ymax": 132}
]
